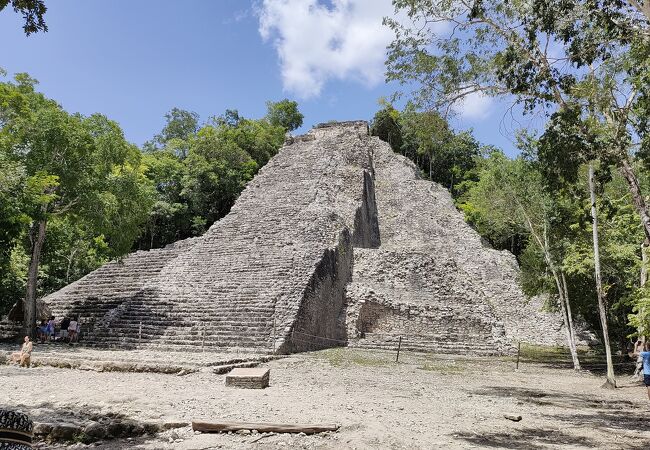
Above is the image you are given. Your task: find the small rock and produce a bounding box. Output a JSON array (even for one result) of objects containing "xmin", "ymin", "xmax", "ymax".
[
  {"xmin": 32, "ymin": 422, "xmax": 54, "ymax": 436},
  {"xmin": 84, "ymin": 422, "xmax": 108, "ymax": 441},
  {"xmin": 50, "ymin": 423, "xmax": 82, "ymax": 442},
  {"xmin": 504, "ymin": 414, "xmax": 522, "ymax": 422}
]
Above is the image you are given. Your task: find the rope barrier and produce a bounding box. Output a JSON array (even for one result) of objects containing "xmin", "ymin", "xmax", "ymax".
[{"xmin": 291, "ymin": 329, "xmax": 348, "ymax": 344}]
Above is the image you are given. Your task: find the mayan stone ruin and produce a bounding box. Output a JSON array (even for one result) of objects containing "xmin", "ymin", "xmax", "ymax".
[{"xmin": 27, "ymin": 121, "xmax": 568, "ymax": 354}]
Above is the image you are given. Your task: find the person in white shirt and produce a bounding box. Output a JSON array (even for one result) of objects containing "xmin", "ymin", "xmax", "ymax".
[{"xmin": 67, "ymin": 317, "xmax": 78, "ymax": 343}]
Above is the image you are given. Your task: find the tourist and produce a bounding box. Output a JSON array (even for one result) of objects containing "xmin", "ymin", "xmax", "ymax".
[
  {"xmin": 59, "ymin": 316, "xmax": 70, "ymax": 341},
  {"xmin": 36, "ymin": 320, "xmax": 47, "ymax": 343},
  {"xmin": 67, "ymin": 316, "xmax": 78, "ymax": 343},
  {"xmin": 633, "ymin": 341, "xmax": 650, "ymax": 402},
  {"xmin": 46, "ymin": 316, "xmax": 56, "ymax": 342},
  {"xmin": 19, "ymin": 336, "xmax": 32, "ymax": 368},
  {"xmin": 632, "ymin": 339, "xmax": 645, "ymax": 381}
]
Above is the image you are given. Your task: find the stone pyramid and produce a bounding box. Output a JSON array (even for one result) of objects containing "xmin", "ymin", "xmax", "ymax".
[{"xmin": 33, "ymin": 121, "xmax": 567, "ymax": 354}]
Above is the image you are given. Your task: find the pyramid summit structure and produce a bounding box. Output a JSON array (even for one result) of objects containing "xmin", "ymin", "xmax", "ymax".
[{"xmin": 28, "ymin": 121, "xmax": 568, "ymax": 354}]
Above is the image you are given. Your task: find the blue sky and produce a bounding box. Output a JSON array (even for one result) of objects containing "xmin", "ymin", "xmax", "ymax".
[{"xmin": 1, "ymin": 0, "xmax": 525, "ymax": 155}]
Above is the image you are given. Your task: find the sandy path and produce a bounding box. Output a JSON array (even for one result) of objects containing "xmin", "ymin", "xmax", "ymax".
[{"xmin": 2, "ymin": 348, "xmax": 649, "ymax": 449}]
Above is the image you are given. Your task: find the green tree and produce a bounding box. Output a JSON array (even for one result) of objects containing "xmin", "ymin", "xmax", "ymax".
[
  {"xmin": 182, "ymin": 126, "xmax": 258, "ymax": 225},
  {"xmin": 0, "ymin": 0, "xmax": 47, "ymax": 35},
  {"xmin": 0, "ymin": 73, "xmax": 154, "ymax": 334},
  {"xmin": 385, "ymin": 0, "xmax": 650, "ymax": 388},
  {"xmin": 137, "ymin": 105, "xmax": 288, "ymax": 250},
  {"xmin": 265, "ymin": 99, "xmax": 304, "ymax": 131},
  {"xmin": 386, "ymin": 0, "xmax": 650, "ymax": 244},
  {"xmin": 460, "ymin": 151, "xmax": 582, "ymax": 369},
  {"xmin": 370, "ymin": 101, "xmax": 403, "ymax": 151}
]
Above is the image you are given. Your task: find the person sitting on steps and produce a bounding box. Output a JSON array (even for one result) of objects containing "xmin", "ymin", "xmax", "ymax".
[{"xmin": 20, "ymin": 336, "xmax": 33, "ymax": 367}]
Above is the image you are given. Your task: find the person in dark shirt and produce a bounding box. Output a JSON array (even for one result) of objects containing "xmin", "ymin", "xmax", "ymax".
[{"xmin": 60, "ymin": 317, "xmax": 70, "ymax": 342}]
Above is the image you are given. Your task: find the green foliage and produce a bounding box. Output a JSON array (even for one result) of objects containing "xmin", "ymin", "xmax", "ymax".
[
  {"xmin": 0, "ymin": 73, "xmax": 293, "ymax": 316},
  {"xmin": 136, "ymin": 106, "xmax": 289, "ymax": 250},
  {"xmin": 182, "ymin": 127, "xmax": 258, "ymax": 225},
  {"xmin": 265, "ymin": 99, "xmax": 303, "ymax": 131},
  {"xmin": 0, "ymin": 0, "xmax": 47, "ymax": 35},
  {"xmin": 459, "ymin": 145, "xmax": 645, "ymax": 346},
  {"xmin": 385, "ymin": 0, "xmax": 650, "ymax": 349},
  {"xmin": 370, "ymin": 101, "xmax": 402, "ymax": 151},
  {"xmin": 0, "ymin": 72, "xmax": 155, "ymax": 315},
  {"xmin": 457, "ymin": 151, "xmax": 531, "ymax": 252},
  {"xmin": 370, "ymin": 103, "xmax": 481, "ymax": 198}
]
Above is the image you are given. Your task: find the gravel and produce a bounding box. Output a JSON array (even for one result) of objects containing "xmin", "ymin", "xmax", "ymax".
[{"xmin": 2, "ymin": 347, "xmax": 649, "ymax": 449}]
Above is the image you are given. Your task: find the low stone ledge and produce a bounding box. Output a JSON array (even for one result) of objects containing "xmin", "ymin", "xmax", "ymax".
[{"xmin": 32, "ymin": 417, "xmax": 188, "ymax": 444}]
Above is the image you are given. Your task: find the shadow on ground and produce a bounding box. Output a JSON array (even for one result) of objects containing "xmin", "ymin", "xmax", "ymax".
[
  {"xmin": 456, "ymin": 385, "xmax": 649, "ymax": 448},
  {"xmin": 472, "ymin": 386, "xmax": 637, "ymax": 411},
  {"xmin": 454, "ymin": 428, "xmax": 595, "ymax": 449}
]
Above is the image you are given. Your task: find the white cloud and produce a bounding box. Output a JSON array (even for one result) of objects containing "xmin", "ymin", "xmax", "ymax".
[
  {"xmin": 454, "ymin": 91, "xmax": 493, "ymax": 120},
  {"xmin": 258, "ymin": 0, "xmax": 397, "ymax": 99}
]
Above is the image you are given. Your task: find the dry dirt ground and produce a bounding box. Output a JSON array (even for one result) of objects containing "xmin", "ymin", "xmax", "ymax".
[{"xmin": 1, "ymin": 345, "xmax": 650, "ymax": 449}]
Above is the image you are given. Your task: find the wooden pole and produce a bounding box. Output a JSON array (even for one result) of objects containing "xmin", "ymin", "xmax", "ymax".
[
  {"xmin": 396, "ymin": 336, "xmax": 402, "ymax": 363},
  {"xmin": 516, "ymin": 341, "xmax": 521, "ymax": 370},
  {"xmin": 138, "ymin": 321, "xmax": 142, "ymax": 343},
  {"xmin": 202, "ymin": 325, "xmax": 206, "ymax": 353},
  {"xmin": 272, "ymin": 317, "xmax": 276, "ymax": 354},
  {"xmin": 192, "ymin": 421, "xmax": 339, "ymax": 435}
]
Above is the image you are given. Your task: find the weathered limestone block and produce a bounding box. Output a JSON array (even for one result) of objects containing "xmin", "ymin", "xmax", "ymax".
[{"xmin": 226, "ymin": 367, "xmax": 270, "ymax": 389}]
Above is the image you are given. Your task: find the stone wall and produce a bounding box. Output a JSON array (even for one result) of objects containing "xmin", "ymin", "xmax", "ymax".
[{"xmin": 345, "ymin": 136, "xmax": 570, "ymax": 352}]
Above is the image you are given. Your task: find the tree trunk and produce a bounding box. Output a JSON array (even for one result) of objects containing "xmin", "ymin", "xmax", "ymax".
[
  {"xmin": 560, "ymin": 272, "xmax": 581, "ymax": 370},
  {"xmin": 634, "ymin": 241, "xmax": 648, "ymax": 379},
  {"xmin": 589, "ymin": 163, "xmax": 616, "ymax": 388},
  {"xmin": 524, "ymin": 214, "xmax": 581, "ymax": 370},
  {"xmin": 641, "ymin": 240, "xmax": 648, "ymax": 287},
  {"xmin": 552, "ymin": 270, "xmax": 581, "ymax": 370},
  {"xmin": 561, "ymin": 272, "xmax": 578, "ymax": 346},
  {"xmin": 23, "ymin": 218, "xmax": 47, "ymax": 339},
  {"xmin": 619, "ymin": 158, "xmax": 650, "ymax": 242}
]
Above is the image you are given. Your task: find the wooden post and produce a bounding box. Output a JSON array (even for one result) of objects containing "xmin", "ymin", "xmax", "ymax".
[
  {"xmin": 202, "ymin": 325, "xmax": 206, "ymax": 353},
  {"xmin": 192, "ymin": 420, "xmax": 339, "ymax": 434},
  {"xmin": 516, "ymin": 341, "xmax": 521, "ymax": 370},
  {"xmin": 138, "ymin": 321, "xmax": 142, "ymax": 343},
  {"xmin": 272, "ymin": 317, "xmax": 276, "ymax": 354},
  {"xmin": 396, "ymin": 336, "xmax": 402, "ymax": 363}
]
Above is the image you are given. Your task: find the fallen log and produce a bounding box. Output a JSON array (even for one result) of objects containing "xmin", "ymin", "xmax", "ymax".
[{"xmin": 191, "ymin": 420, "xmax": 339, "ymax": 435}]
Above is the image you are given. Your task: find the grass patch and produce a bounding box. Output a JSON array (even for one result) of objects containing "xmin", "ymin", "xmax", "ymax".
[
  {"xmin": 418, "ymin": 361, "xmax": 465, "ymax": 374},
  {"xmin": 516, "ymin": 343, "xmax": 598, "ymax": 362},
  {"xmin": 313, "ymin": 347, "xmax": 392, "ymax": 368}
]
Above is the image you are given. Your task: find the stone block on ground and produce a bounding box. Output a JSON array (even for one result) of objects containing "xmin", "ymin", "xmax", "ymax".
[{"xmin": 226, "ymin": 367, "xmax": 270, "ymax": 389}]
